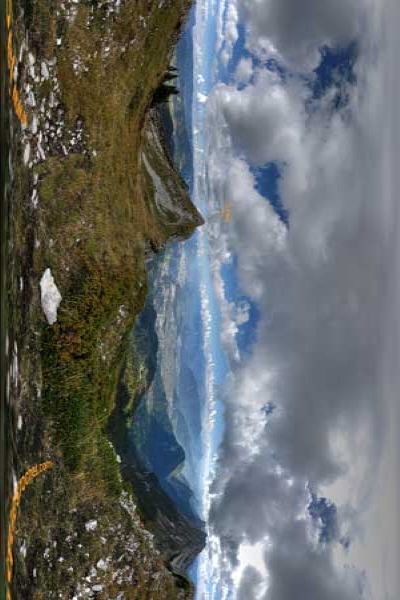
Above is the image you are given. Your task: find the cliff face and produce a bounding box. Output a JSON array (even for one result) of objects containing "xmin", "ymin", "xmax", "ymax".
[{"xmin": 141, "ymin": 107, "xmax": 204, "ymax": 251}]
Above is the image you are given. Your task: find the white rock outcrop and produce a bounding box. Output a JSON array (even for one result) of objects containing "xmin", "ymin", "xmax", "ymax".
[
  {"xmin": 40, "ymin": 268, "xmax": 62, "ymax": 324},
  {"xmin": 85, "ymin": 520, "xmax": 98, "ymax": 532}
]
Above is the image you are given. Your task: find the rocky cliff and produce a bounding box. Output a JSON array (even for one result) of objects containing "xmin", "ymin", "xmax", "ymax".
[{"xmin": 141, "ymin": 107, "xmax": 204, "ymax": 252}]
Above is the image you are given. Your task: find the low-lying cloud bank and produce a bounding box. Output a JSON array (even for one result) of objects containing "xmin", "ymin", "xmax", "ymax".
[{"xmin": 207, "ymin": 0, "xmax": 400, "ymax": 598}]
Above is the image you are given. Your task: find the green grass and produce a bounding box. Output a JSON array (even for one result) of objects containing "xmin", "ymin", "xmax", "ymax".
[
  {"xmin": 29, "ymin": 0, "xmax": 194, "ymax": 482},
  {"xmin": 9, "ymin": 0, "xmax": 200, "ymax": 596}
]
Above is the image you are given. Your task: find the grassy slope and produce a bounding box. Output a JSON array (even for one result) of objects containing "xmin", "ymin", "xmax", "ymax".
[
  {"xmin": 8, "ymin": 0, "xmax": 201, "ymax": 597},
  {"xmin": 37, "ymin": 0, "xmax": 196, "ymax": 471}
]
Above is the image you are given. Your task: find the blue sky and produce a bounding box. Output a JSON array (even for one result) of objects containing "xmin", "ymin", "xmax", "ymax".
[{"xmin": 174, "ymin": 0, "xmax": 400, "ymax": 598}]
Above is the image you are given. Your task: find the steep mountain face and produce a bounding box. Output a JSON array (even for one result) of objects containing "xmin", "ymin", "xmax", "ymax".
[
  {"xmin": 129, "ymin": 291, "xmax": 185, "ymax": 481},
  {"xmin": 122, "ymin": 449, "xmax": 206, "ymax": 579},
  {"xmin": 177, "ymin": 364, "xmax": 203, "ymax": 441},
  {"xmin": 130, "ymin": 289, "xmax": 203, "ymax": 526},
  {"xmin": 108, "ymin": 369, "xmax": 206, "ymax": 584},
  {"xmin": 163, "ymin": 470, "xmax": 202, "ymax": 526},
  {"xmin": 141, "ymin": 107, "xmax": 204, "ymax": 250}
]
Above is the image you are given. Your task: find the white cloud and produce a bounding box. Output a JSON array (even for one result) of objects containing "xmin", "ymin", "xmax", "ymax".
[
  {"xmin": 205, "ymin": 0, "xmax": 400, "ymax": 598},
  {"xmin": 235, "ymin": 542, "xmax": 268, "ymax": 598},
  {"xmin": 238, "ymin": 0, "xmax": 362, "ymax": 70},
  {"xmin": 215, "ymin": 70, "xmax": 306, "ymax": 167},
  {"xmin": 234, "ymin": 57, "xmax": 253, "ymax": 85},
  {"xmin": 220, "ymin": 1, "xmax": 239, "ymax": 66},
  {"xmin": 234, "ymin": 299, "xmax": 250, "ymax": 326}
]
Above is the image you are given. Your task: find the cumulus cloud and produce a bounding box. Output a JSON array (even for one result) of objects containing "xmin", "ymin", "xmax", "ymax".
[
  {"xmin": 234, "ymin": 57, "xmax": 254, "ymax": 85},
  {"xmin": 239, "ymin": 0, "xmax": 362, "ymax": 70},
  {"xmin": 216, "ymin": 70, "xmax": 306, "ymax": 166},
  {"xmin": 205, "ymin": 0, "xmax": 399, "ymax": 597},
  {"xmin": 220, "ymin": 1, "xmax": 239, "ymax": 66},
  {"xmin": 214, "ymin": 269, "xmax": 252, "ymax": 363}
]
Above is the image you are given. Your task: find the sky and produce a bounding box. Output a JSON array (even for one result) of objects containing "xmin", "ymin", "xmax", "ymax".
[{"xmin": 176, "ymin": 0, "xmax": 400, "ymax": 598}]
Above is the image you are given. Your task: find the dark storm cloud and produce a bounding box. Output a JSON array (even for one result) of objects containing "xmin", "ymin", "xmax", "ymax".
[
  {"xmin": 264, "ymin": 518, "xmax": 360, "ymax": 600},
  {"xmin": 237, "ymin": 567, "xmax": 263, "ymax": 600}
]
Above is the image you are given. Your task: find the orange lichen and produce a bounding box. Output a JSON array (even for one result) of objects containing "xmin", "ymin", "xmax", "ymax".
[
  {"xmin": 5, "ymin": 0, "xmax": 28, "ymax": 126},
  {"xmin": 5, "ymin": 461, "xmax": 54, "ymax": 600}
]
